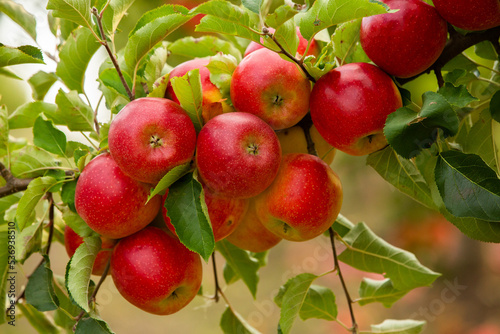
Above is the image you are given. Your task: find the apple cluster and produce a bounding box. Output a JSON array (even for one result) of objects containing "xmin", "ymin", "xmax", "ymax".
[{"xmin": 65, "ymin": 0, "xmax": 500, "ymax": 317}]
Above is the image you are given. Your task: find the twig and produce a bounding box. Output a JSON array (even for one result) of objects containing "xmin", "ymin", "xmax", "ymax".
[
  {"xmin": 0, "ymin": 162, "xmax": 33, "ymax": 198},
  {"xmin": 211, "ymin": 252, "xmax": 220, "ymax": 302},
  {"xmin": 91, "ymin": 7, "xmax": 134, "ymax": 101},
  {"xmin": 329, "ymin": 227, "xmax": 358, "ymax": 334},
  {"xmin": 296, "ymin": 113, "xmax": 318, "ymax": 156}
]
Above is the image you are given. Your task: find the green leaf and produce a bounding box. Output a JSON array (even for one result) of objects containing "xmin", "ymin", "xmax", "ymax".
[
  {"xmin": 295, "ymin": 0, "xmax": 389, "ymax": 40},
  {"xmin": 357, "ymin": 278, "xmax": 408, "ymax": 307},
  {"xmin": 0, "ymin": 105, "xmax": 7, "ymax": 154},
  {"xmin": 75, "ymin": 317, "xmax": 114, "ymax": 334},
  {"xmin": 46, "ymin": 0, "xmax": 93, "ymax": 30},
  {"xmin": 165, "ymin": 173, "xmax": 214, "ymax": 262},
  {"xmin": 0, "ymin": 67, "xmax": 22, "ymax": 80},
  {"xmin": 33, "ymin": 117, "xmax": 67, "ymax": 156},
  {"xmin": 241, "ymin": 0, "xmax": 262, "ymax": 14},
  {"xmin": 16, "ymin": 176, "xmax": 58, "ymax": 231},
  {"xmin": 99, "ymin": 67, "xmax": 133, "ymax": 100},
  {"xmin": 17, "ymin": 303, "xmax": 63, "ymax": 334},
  {"xmin": 299, "ymin": 285, "xmax": 337, "ymax": 321},
  {"xmin": 437, "ymin": 82, "xmax": 478, "ymax": 108},
  {"xmin": 206, "ymin": 53, "xmax": 238, "ymax": 106},
  {"xmin": 0, "ymin": 193, "xmax": 21, "ymax": 224},
  {"xmin": 332, "ymin": 19, "xmax": 370, "ymax": 65},
  {"xmin": 338, "ymin": 222, "xmax": 440, "ymax": 291},
  {"xmin": 10, "ymin": 146, "xmax": 58, "ymax": 178},
  {"xmin": 272, "ymin": 19, "xmax": 299, "ymax": 56},
  {"xmin": 61, "ymin": 179, "xmax": 77, "ymax": 211},
  {"xmin": 474, "ymin": 41, "xmax": 498, "ymax": 61},
  {"xmin": 25, "ymin": 256, "xmax": 60, "ymax": 311},
  {"xmin": 95, "ymin": 0, "xmax": 136, "ymax": 36},
  {"xmin": 56, "ymin": 27, "xmax": 101, "ymax": 93},
  {"xmin": 48, "ymin": 89, "xmax": 95, "ymax": 132},
  {"xmin": 435, "ymin": 151, "xmax": 500, "ymax": 222},
  {"xmin": 370, "ymin": 319, "xmax": 426, "ymax": 334},
  {"xmin": 8, "ymin": 102, "xmax": 57, "ymax": 129},
  {"xmin": 491, "ymin": 90, "xmax": 500, "ymax": 123},
  {"xmin": 384, "ymin": 92, "xmax": 460, "ymax": 159},
  {"xmin": 367, "ymin": 146, "xmax": 436, "ymax": 210},
  {"xmin": 193, "ymin": 0, "xmax": 261, "ymax": 42},
  {"xmin": 170, "ymin": 68, "xmax": 204, "ymax": 132},
  {"xmin": 216, "ymin": 239, "xmax": 260, "ymax": 298},
  {"xmin": 65, "ymin": 235, "xmax": 101, "ymax": 313},
  {"xmin": 265, "ymin": 4, "xmax": 299, "ymax": 29},
  {"xmin": 0, "ymin": 229, "xmax": 10, "ymax": 325},
  {"xmin": 15, "ymin": 218, "xmax": 43, "ymax": 263},
  {"xmin": 148, "ymin": 162, "xmax": 191, "ymax": 202},
  {"xmin": 0, "ymin": 44, "xmax": 44, "ymax": 66},
  {"xmin": 168, "ymin": 36, "xmax": 242, "ymax": 60},
  {"xmin": 331, "ymin": 213, "xmax": 354, "ymax": 238},
  {"xmin": 62, "ymin": 208, "xmax": 95, "ymax": 237},
  {"xmin": 53, "ymin": 276, "xmax": 82, "ymax": 331},
  {"xmin": 124, "ymin": 5, "xmax": 192, "ymax": 78},
  {"xmin": 220, "ymin": 306, "xmax": 261, "ymax": 334},
  {"xmin": 275, "ymin": 273, "xmax": 318, "ymax": 334},
  {"xmin": 0, "ymin": 0, "xmax": 37, "ymax": 40},
  {"xmin": 28, "ymin": 71, "xmax": 59, "ymax": 101},
  {"xmin": 142, "ymin": 42, "xmax": 169, "ymax": 92}
]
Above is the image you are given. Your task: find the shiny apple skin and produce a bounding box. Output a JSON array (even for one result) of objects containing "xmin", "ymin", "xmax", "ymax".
[{"xmin": 433, "ymin": 0, "xmax": 500, "ymax": 31}]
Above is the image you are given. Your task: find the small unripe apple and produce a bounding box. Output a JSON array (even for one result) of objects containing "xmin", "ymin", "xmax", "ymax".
[
  {"xmin": 255, "ymin": 153, "xmax": 343, "ymax": 242},
  {"xmin": 108, "ymin": 97, "xmax": 196, "ymax": 185},
  {"xmin": 360, "ymin": 0, "xmax": 448, "ymax": 78},
  {"xmin": 225, "ymin": 198, "xmax": 282, "ymax": 252},
  {"xmin": 310, "ymin": 62, "xmax": 403, "ymax": 156},
  {"xmin": 230, "ymin": 48, "xmax": 311, "ymax": 130},
  {"xmin": 432, "ymin": 0, "xmax": 500, "ymax": 31},
  {"xmin": 196, "ymin": 112, "xmax": 282, "ymax": 198},
  {"xmin": 162, "ymin": 185, "xmax": 249, "ymax": 242},
  {"xmin": 64, "ymin": 226, "xmax": 116, "ymax": 276},
  {"xmin": 74, "ymin": 154, "xmax": 162, "ymax": 239},
  {"xmin": 111, "ymin": 226, "xmax": 202, "ymax": 315}
]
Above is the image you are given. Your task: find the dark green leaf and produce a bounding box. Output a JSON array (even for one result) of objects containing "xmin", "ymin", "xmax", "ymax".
[
  {"xmin": 0, "ymin": 44, "xmax": 44, "ymax": 66},
  {"xmin": 17, "ymin": 303, "xmax": 63, "ymax": 334},
  {"xmin": 331, "ymin": 213, "xmax": 354, "ymax": 238},
  {"xmin": 75, "ymin": 317, "xmax": 114, "ymax": 334},
  {"xmin": 299, "ymin": 285, "xmax": 337, "ymax": 321},
  {"xmin": 384, "ymin": 92, "xmax": 460, "ymax": 159},
  {"xmin": 165, "ymin": 173, "xmax": 214, "ymax": 262},
  {"xmin": 148, "ymin": 162, "xmax": 191, "ymax": 202},
  {"xmin": 491, "ymin": 90, "xmax": 500, "ymax": 123},
  {"xmin": 16, "ymin": 176, "xmax": 58, "ymax": 231},
  {"xmin": 168, "ymin": 36, "xmax": 242, "ymax": 60},
  {"xmin": 295, "ymin": 0, "xmax": 389, "ymax": 40},
  {"xmin": 435, "ymin": 151, "xmax": 500, "ymax": 222},
  {"xmin": 8, "ymin": 102, "xmax": 57, "ymax": 129},
  {"xmin": 0, "ymin": 0, "xmax": 37, "ymax": 40},
  {"xmin": 442, "ymin": 54, "xmax": 477, "ymax": 72},
  {"xmin": 332, "ymin": 19, "xmax": 370, "ymax": 65},
  {"xmin": 33, "ymin": 117, "xmax": 67, "ymax": 156},
  {"xmin": 53, "ymin": 276, "xmax": 82, "ymax": 330},
  {"xmin": 437, "ymin": 82, "xmax": 478, "ymax": 108},
  {"xmin": 28, "ymin": 71, "xmax": 59, "ymax": 101},
  {"xmin": 357, "ymin": 278, "xmax": 408, "ymax": 307},
  {"xmin": 217, "ymin": 239, "xmax": 260, "ymax": 298},
  {"xmin": 65, "ymin": 235, "xmax": 101, "ymax": 313},
  {"xmin": 25, "ymin": 256, "xmax": 60, "ymax": 311},
  {"xmin": 99, "ymin": 67, "xmax": 133, "ymax": 100},
  {"xmin": 265, "ymin": 4, "xmax": 299, "ymax": 29},
  {"xmin": 46, "ymin": 0, "xmax": 93, "ymax": 30},
  {"xmin": 170, "ymin": 68, "xmax": 203, "ymax": 132},
  {"xmin": 338, "ymin": 222, "xmax": 441, "ymax": 291},
  {"xmin": 62, "ymin": 208, "xmax": 96, "ymax": 237},
  {"xmin": 474, "ymin": 41, "xmax": 498, "ymax": 61},
  {"xmin": 61, "ymin": 180, "xmax": 77, "ymax": 212},
  {"xmin": 444, "ymin": 69, "xmax": 478, "ymax": 86},
  {"xmin": 56, "ymin": 27, "xmax": 101, "ymax": 93},
  {"xmin": 48, "ymin": 89, "xmax": 95, "ymax": 132},
  {"xmin": 220, "ymin": 306, "xmax": 261, "ymax": 334},
  {"xmin": 193, "ymin": 0, "xmax": 261, "ymax": 42},
  {"xmin": 370, "ymin": 319, "xmax": 425, "ymax": 334}
]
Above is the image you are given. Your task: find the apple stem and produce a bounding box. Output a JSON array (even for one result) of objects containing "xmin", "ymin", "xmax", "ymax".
[
  {"xmin": 211, "ymin": 252, "xmax": 220, "ymax": 303},
  {"xmin": 329, "ymin": 227, "xmax": 358, "ymax": 334},
  {"xmin": 297, "ymin": 113, "xmax": 318, "ymax": 156}
]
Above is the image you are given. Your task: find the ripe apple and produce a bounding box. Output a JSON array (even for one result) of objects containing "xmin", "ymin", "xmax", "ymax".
[
  {"xmin": 74, "ymin": 153, "xmax": 162, "ymax": 239},
  {"xmin": 309, "ymin": 62, "xmax": 403, "ymax": 156},
  {"xmin": 196, "ymin": 112, "xmax": 281, "ymax": 198},
  {"xmin": 432, "ymin": 0, "xmax": 500, "ymax": 31},
  {"xmin": 64, "ymin": 226, "xmax": 117, "ymax": 276},
  {"xmin": 225, "ymin": 198, "xmax": 282, "ymax": 252},
  {"xmin": 165, "ymin": 57, "xmax": 234, "ymax": 120},
  {"xmin": 255, "ymin": 153, "xmax": 343, "ymax": 241},
  {"xmin": 244, "ymin": 27, "xmax": 320, "ymax": 58},
  {"xmin": 230, "ymin": 48, "xmax": 311, "ymax": 130},
  {"xmin": 161, "ymin": 185, "xmax": 249, "ymax": 242},
  {"xmin": 108, "ymin": 97, "xmax": 196, "ymax": 185},
  {"xmin": 110, "ymin": 226, "xmax": 202, "ymax": 315},
  {"xmin": 277, "ymin": 125, "xmax": 336, "ymax": 165},
  {"xmin": 360, "ymin": 0, "xmax": 448, "ymax": 78}
]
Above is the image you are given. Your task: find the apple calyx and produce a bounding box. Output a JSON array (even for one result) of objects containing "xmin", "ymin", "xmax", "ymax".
[
  {"xmin": 272, "ymin": 94, "xmax": 284, "ymax": 106},
  {"xmin": 246, "ymin": 143, "xmax": 259, "ymax": 155},
  {"xmin": 149, "ymin": 134, "xmax": 164, "ymax": 148}
]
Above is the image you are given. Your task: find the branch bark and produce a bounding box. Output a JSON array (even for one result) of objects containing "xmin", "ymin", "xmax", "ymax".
[{"xmin": 0, "ymin": 162, "xmax": 32, "ymax": 198}]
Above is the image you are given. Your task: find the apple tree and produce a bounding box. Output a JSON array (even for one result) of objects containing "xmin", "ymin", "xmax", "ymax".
[{"xmin": 0, "ymin": 0, "xmax": 500, "ymax": 333}]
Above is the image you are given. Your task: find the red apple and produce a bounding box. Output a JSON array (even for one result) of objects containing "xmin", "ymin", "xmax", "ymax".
[
  {"xmin": 110, "ymin": 226, "xmax": 202, "ymax": 315},
  {"xmin": 225, "ymin": 198, "xmax": 282, "ymax": 252},
  {"xmin": 244, "ymin": 27, "xmax": 320, "ymax": 58},
  {"xmin": 309, "ymin": 62, "xmax": 403, "ymax": 156},
  {"xmin": 108, "ymin": 97, "xmax": 196, "ymax": 185},
  {"xmin": 165, "ymin": 57, "xmax": 234, "ymax": 121},
  {"xmin": 161, "ymin": 185, "xmax": 249, "ymax": 242},
  {"xmin": 255, "ymin": 153, "xmax": 343, "ymax": 241},
  {"xmin": 74, "ymin": 153, "xmax": 162, "ymax": 239},
  {"xmin": 64, "ymin": 226, "xmax": 117, "ymax": 276},
  {"xmin": 230, "ymin": 48, "xmax": 311, "ymax": 130},
  {"xmin": 360, "ymin": 0, "xmax": 448, "ymax": 78},
  {"xmin": 432, "ymin": 0, "xmax": 500, "ymax": 31},
  {"xmin": 196, "ymin": 112, "xmax": 281, "ymax": 198}
]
